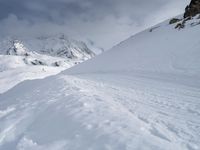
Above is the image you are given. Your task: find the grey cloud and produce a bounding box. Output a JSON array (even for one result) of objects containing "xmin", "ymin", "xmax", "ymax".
[{"xmin": 0, "ymin": 0, "xmax": 190, "ymax": 49}]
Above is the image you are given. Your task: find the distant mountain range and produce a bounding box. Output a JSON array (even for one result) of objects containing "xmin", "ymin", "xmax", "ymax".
[{"xmin": 0, "ymin": 34, "xmax": 97, "ymax": 68}]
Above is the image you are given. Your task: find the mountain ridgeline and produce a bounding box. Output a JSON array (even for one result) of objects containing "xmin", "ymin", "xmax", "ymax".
[{"xmin": 0, "ymin": 34, "xmax": 96, "ymax": 67}]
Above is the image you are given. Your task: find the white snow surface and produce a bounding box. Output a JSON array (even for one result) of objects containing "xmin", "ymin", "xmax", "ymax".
[
  {"xmin": 0, "ymin": 16, "xmax": 200, "ymax": 150},
  {"xmin": 0, "ymin": 55, "xmax": 65, "ymax": 94},
  {"xmin": 67, "ymin": 16, "xmax": 200, "ymax": 77}
]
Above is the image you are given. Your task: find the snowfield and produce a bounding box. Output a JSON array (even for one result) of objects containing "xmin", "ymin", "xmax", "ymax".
[
  {"xmin": 66, "ymin": 16, "xmax": 200, "ymax": 76},
  {"xmin": 0, "ymin": 16, "xmax": 200, "ymax": 150},
  {"xmin": 0, "ymin": 55, "xmax": 65, "ymax": 94}
]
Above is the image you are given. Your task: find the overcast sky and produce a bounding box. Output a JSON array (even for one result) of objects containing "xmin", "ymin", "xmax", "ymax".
[{"xmin": 0, "ymin": 0, "xmax": 189, "ymax": 49}]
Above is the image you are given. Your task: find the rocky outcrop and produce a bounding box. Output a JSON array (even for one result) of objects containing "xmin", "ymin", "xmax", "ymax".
[
  {"xmin": 184, "ymin": 0, "xmax": 200, "ymax": 18},
  {"xmin": 169, "ymin": 18, "xmax": 181, "ymax": 25},
  {"xmin": 169, "ymin": 0, "xmax": 200, "ymax": 29},
  {"xmin": 7, "ymin": 40, "xmax": 30, "ymax": 56}
]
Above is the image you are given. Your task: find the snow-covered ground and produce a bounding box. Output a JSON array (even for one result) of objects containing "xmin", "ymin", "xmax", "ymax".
[
  {"xmin": 0, "ymin": 55, "xmax": 65, "ymax": 94},
  {"xmin": 0, "ymin": 15, "xmax": 200, "ymax": 150},
  {"xmin": 67, "ymin": 15, "xmax": 200, "ymax": 77},
  {"xmin": 0, "ymin": 72, "xmax": 199, "ymax": 150}
]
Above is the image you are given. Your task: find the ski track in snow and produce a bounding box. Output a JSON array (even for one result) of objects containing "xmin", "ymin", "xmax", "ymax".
[{"xmin": 0, "ymin": 72, "xmax": 200, "ymax": 150}]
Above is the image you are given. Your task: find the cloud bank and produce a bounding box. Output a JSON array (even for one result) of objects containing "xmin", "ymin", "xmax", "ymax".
[{"xmin": 0, "ymin": 0, "xmax": 189, "ymax": 49}]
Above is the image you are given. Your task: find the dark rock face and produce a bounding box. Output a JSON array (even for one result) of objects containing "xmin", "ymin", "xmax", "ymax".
[
  {"xmin": 169, "ymin": 18, "xmax": 181, "ymax": 24},
  {"xmin": 184, "ymin": 0, "xmax": 200, "ymax": 18},
  {"xmin": 169, "ymin": 0, "xmax": 200, "ymax": 29}
]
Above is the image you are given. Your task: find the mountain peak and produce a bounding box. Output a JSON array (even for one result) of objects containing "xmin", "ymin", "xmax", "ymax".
[
  {"xmin": 0, "ymin": 34, "xmax": 97, "ymax": 68},
  {"xmin": 7, "ymin": 40, "xmax": 29, "ymax": 56}
]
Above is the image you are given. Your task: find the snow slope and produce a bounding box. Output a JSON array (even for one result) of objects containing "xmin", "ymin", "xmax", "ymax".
[
  {"xmin": 0, "ymin": 55, "xmax": 65, "ymax": 94},
  {"xmin": 66, "ymin": 16, "xmax": 200, "ymax": 78},
  {"xmin": 0, "ymin": 15, "xmax": 200, "ymax": 150}
]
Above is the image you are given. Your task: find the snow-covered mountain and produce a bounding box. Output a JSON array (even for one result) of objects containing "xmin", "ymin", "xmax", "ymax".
[
  {"xmin": 0, "ymin": 34, "xmax": 97, "ymax": 93},
  {"xmin": 0, "ymin": 2, "xmax": 200, "ymax": 150},
  {"xmin": 0, "ymin": 34, "xmax": 95, "ymax": 67}
]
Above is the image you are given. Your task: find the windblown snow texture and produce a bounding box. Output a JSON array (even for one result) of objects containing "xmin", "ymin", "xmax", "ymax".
[{"xmin": 0, "ymin": 10, "xmax": 200, "ymax": 150}]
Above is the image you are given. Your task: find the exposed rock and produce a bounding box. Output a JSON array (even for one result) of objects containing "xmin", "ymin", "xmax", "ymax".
[
  {"xmin": 53, "ymin": 61, "xmax": 63, "ymax": 67},
  {"xmin": 30, "ymin": 60, "xmax": 46, "ymax": 66},
  {"xmin": 172, "ymin": 0, "xmax": 200, "ymax": 30},
  {"xmin": 149, "ymin": 26, "xmax": 160, "ymax": 32},
  {"xmin": 184, "ymin": 0, "xmax": 200, "ymax": 18},
  {"xmin": 7, "ymin": 40, "xmax": 30, "ymax": 56},
  {"xmin": 169, "ymin": 18, "xmax": 181, "ymax": 24},
  {"xmin": 175, "ymin": 23, "xmax": 185, "ymax": 29}
]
